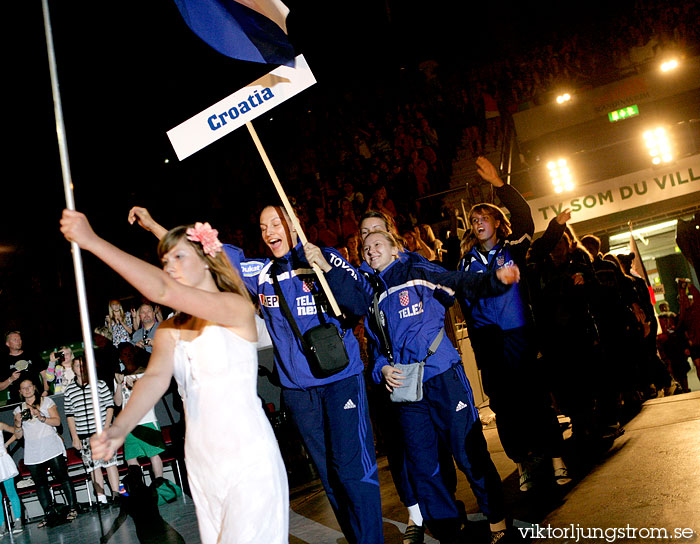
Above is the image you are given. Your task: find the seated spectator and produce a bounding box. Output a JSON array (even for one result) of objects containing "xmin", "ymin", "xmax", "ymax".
[
  {"xmin": 409, "ymin": 150, "xmax": 431, "ymax": 197},
  {"xmin": 419, "ymin": 117, "xmax": 439, "ymax": 149},
  {"xmin": 307, "ymin": 207, "xmax": 340, "ymax": 248},
  {"xmin": 117, "ymin": 342, "xmax": 149, "ymax": 376},
  {"xmin": 2, "ymin": 331, "xmax": 49, "ymax": 402},
  {"xmin": 46, "ymin": 345, "xmax": 76, "ymax": 394},
  {"xmin": 482, "ymin": 84, "xmax": 501, "ymax": 150},
  {"xmin": 14, "ymin": 377, "xmax": 77, "ymax": 526},
  {"xmin": 93, "ymin": 327, "xmax": 120, "ymax": 393},
  {"xmin": 367, "ymin": 186, "xmax": 397, "ymax": 219},
  {"xmin": 457, "ymin": 89, "xmax": 483, "ymax": 157},
  {"xmin": 64, "ymin": 357, "xmax": 121, "ymax": 505},
  {"xmin": 340, "ymin": 181, "xmax": 365, "ymax": 217},
  {"xmin": 132, "ymin": 303, "xmax": 160, "ymax": 354},
  {"xmin": 403, "ymin": 228, "xmax": 436, "ymax": 261},
  {"xmin": 114, "ymin": 345, "xmax": 167, "ymax": 493},
  {"xmin": 338, "ymin": 199, "xmax": 360, "ymax": 243},
  {"xmin": 345, "ymin": 232, "xmax": 362, "ymax": 268}
]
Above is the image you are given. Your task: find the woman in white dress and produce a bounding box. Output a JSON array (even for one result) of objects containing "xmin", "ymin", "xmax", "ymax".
[{"xmin": 60, "ymin": 210, "xmax": 288, "ymax": 544}]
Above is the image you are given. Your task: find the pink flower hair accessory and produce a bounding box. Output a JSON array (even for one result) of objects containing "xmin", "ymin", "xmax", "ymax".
[{"xmin": 186, "ymin": 222, "xmax": 223, "ymax": 257}]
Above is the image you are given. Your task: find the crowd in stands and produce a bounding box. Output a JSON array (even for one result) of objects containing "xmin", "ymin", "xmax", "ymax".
[
  {"xmin": 218, "ymin": 0, "xmax": 699, "ymax": 265},
  {"xmin": 0, "ymin": 301, "xmax": 174, "ymax": 530}
]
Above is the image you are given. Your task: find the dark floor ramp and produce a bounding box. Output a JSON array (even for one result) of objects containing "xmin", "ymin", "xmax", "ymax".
[{"xmin": 531, "ymin": 392, "xmax": 700, "ymax": 542}]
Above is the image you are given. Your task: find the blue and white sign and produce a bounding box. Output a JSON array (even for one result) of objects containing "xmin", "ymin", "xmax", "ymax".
[{"xmin": 167, "ymin": 54, "xmax": 316, "ymax": 160}]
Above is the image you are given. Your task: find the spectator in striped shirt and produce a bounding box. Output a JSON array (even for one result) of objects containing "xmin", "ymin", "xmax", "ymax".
[{"xmin": 64, "ymin": 357, "xmax": 121, "ymax": 504}]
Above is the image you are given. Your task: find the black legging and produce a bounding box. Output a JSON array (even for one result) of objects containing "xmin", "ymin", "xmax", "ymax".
[{"xmin": 26, "ymin": 454, "xmax": 76, "ymax": 514}]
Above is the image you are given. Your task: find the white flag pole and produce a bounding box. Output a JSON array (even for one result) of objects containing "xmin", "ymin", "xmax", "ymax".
[
  {"xmin": 245, "ymin": 121, "xmax": 342, "ymax": 317},
  {"xmin": 42, "ymin": 0, "xmax": 103, "ymax": 434}
]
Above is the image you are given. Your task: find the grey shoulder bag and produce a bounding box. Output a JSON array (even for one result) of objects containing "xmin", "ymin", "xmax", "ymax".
[{"xmin": 371, "ymin": 291, "xmax": 442, "ymax": 403}]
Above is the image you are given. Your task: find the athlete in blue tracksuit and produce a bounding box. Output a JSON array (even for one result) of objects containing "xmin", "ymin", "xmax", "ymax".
[
  {"xmin": 127, "ymin": 204, "xmax": 383, "ymax": 543},
  {"xmin": 227, "ymin": 205, "xmax": 383, "ymax": 544},
  {"xmin": 458, "ymin": 157, "xmax": 569, "ymax": 490},
  {"xmin": 309, "ymin": 230, "xmax": 517, "ymax": 543}
]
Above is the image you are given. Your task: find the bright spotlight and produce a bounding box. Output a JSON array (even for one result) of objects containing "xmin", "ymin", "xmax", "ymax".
[
  {"xmin": 660, "ymin": 59, "xmax": 679, "ymax": 72},
  {"xmin": 644, "ymin": 126, "xmax": 673, "ymax": 165},
  {"xmin": 547, "ymin": 158, "xmax": 574, "ymax": 193},
  {"xmin": 556, "ymin": 93, "xmax": 571, "ymax": 104}
]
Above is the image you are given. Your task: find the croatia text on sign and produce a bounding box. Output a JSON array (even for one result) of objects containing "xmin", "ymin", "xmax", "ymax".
[
  {"xmin": 528, "ymin": 154, "xmax": 700, "ymax": 233},
  {"xmin": 167, "ymin": 54, "xmax": 315, "ymax": 160}
]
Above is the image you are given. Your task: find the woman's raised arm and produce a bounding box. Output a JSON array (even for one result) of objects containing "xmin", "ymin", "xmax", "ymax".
[{"xmin": 60, "ymin": 210, "xmax": 254, "ymax": 331}]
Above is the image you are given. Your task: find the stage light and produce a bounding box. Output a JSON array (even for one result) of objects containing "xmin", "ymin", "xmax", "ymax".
[
  {"xmin": 547, "ymin": 158, "xmax": 574, "ymax": 193},
  {"xmin": 660, "ymin": 59, "xmax": 679, "ymax": 72},
  {"xmin": 643, "ymin": 126, "xmax": 673, "ymax": 165},
  {"xmin": 556, "ymin": 93, "xmax": 571, "ymax": 104}
]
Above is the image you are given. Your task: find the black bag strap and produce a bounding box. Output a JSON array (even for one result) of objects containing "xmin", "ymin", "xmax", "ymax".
[
  {"xmin": 372, "ymin": 289, "xmax": 443, "ymax": 367},
  {"xmin": 271, "ymin": 273, "xmax": 309, "ymax": 352},
  {"xmin": 372, "ymin": 292, "xmax": 394, "ymax": 364},
  {"xmin": 422, "ymin": 328, "xmax": 444, "ymax": 363},
  {"xmin": 307, "ymin": 279, "xmax": 328, "ymax": 325}
]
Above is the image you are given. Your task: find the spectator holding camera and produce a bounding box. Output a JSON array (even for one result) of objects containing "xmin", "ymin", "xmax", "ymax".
[
  {"xmin": 131, "ymin": 303, "xmax": 160, "ymax": 354},
  {"xmin": 13, "ymin": 377, "xmax": 78, "ymax": 526},
  {"xmin": 46, "ymin": 346, "xmax": 77, "ymax": 394}
]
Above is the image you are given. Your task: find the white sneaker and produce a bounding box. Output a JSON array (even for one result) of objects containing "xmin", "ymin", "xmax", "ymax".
[
  {"xmin": 12, "ymin": 518, "xmax": 23, "ymax": 534},
  {"xmin": 16, "ymin": 477, "xmax": 34, "ymax": 489}
]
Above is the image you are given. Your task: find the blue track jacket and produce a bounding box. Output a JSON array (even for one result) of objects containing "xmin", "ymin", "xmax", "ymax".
[
  {"xmin": 351, "ymin": 252, "xmax": 510, "ymax": 385},
  {"xmin": 224, "ymin": 243, "xmax": 368, "ymax": 390},
  {"xmin": 458, "ymin": 184, "xmax": 534, "ymax": 331}
]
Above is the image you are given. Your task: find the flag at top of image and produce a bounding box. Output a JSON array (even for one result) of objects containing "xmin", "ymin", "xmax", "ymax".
[{"xmin": 174, "ymin": 0, "xmax": 295, "ymax": 66}]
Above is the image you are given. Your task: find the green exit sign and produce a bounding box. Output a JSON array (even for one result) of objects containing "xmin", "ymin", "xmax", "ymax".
[{"xmin": 608, "ymin": 105, "xmax": 639, "ymax": 122}]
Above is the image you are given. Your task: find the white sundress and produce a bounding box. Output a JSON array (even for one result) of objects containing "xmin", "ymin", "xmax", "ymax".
[
  {"xmin": 0, "ymin": 435, "xmax": 18, "ymax": 482},
  {"xmin": 172, "ymin": 325, "xmax": 288, "ymax": 544}
]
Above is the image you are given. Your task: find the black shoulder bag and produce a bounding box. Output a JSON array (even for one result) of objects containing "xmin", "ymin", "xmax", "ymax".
[{"xmin": 272, "ymin": 274, "xmax": 349, "ymax": 378}]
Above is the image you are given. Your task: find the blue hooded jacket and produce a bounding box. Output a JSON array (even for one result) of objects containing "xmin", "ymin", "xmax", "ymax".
[
  {"xmin": 353, "ymin": 252, "xmax": 510, "ymax": 384},
  {"xmin": 224, "ymin": 243, "xmax": 367, "ymax": 390},
  {"xmin": 458, "ymin": 184, "xmax": 534, "ymax": 331}
]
